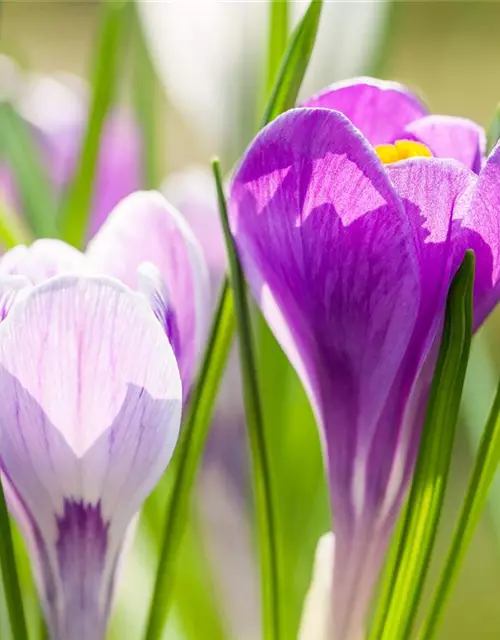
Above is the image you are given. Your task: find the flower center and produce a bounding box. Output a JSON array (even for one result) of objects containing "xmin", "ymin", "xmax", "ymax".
[{"xmin": 374, "ymin": 140, "xmax": 433, "ymax": 165}]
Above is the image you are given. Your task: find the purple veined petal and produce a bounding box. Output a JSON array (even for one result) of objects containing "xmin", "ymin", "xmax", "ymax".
[
  {"xmin": 86, "ymin": 191, "xmax": 210, "ymax": 393},
  {"xmin": 302, "ymin": 77, "xmax": 427, "ymax": 146},
  {"xmin": 0, "ymin": 275, "xmax": 31, "ymax": 320},
  {"xmin": 451, "ymin": 142, "xmax": 500, "ymax": 328},
  {"xmin": 137, "ymin": 261, "xmax": 181, "ymax": 359},
  {"xmin": 0, "ymin": 275, "xmax": 182, "ymax": 640},
  {"xmin": 0, "ymin": 239, "xmax": 87, "ymax": 284},
  {"xmin": 403, "ymin": 115, "xmax": 486, "ymax": 173},
  {"xmin": 229, "ymin": 107, "xmax": 431, "ymax": 639}
]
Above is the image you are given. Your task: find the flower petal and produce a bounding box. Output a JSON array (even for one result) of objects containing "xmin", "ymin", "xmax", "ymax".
[
  {"xmin": 452, "ymin": 143, "xmax": 500, "ymax": 327},
  {"xmin": 86, "ymin": 191, "xmax": 210, "ymax": 392},
  {"xmin": 302, "ymin": 77, "xmax": 427, "ymax": 145},
  {"xmin": 0, "ymin": 239, "xmax": 87, "ymax": 283},
  {"xmin": 0, "ymin": 275, "xmax": 182, "ymax": 639},
  {"xmin": 229, "ymin": 107, "xmax": 420, "ymax": 442},
  {"xmin": 403, "ymin": 115, "xmax": 486, "ymax": 173}
]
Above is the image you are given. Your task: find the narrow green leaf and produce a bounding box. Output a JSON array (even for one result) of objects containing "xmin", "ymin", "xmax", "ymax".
[
  {"xmin": 131, "ymin": 0, "xmax": 161, "ymax": 189},
  {"xmin": 0, "ymin": 197, "xmax": 33, "ymax": 249},
  {"xmin": 59, "ymin": 0, "xmax": 129, "ymax": 248},
  {"xmin": 144, "ymin": 4, "xmax": 323, "ymax": 637},
  {"xmin": 213, "ymin": 159, "xmax": 282, "ymax": 639},
  {"xmin": 487, "ymin": 103, "xmax": 500, "ymax": 154},
  {"xmin": 417, "ymin": 322, "xmax": 500, "ymax": 636},
  {"xmin": 373, "ymin": 251, "xmax": 475, "ymax": 640},
  {"xmin": 143, "ymin": 281, "xmax": 236, "ymax": 640},
  {"xmin": 262, "ymin": 0, "xmax": 322, "ymax": 125},
  {"xmin": 0, "ymin": 102, "xmax": 58, "ymax": 238},
  {"xmin": 266, "ymin": 0, "xmax": 289, "ymax": 96},
  {"xmin": 0, "ymin": 477, "xmax": 28, "ymax": 640}
]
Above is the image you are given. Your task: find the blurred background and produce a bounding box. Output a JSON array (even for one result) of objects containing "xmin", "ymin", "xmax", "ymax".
[{"xmin": 2, "ymin": 1, "xmax": 500, "ymax": 639}]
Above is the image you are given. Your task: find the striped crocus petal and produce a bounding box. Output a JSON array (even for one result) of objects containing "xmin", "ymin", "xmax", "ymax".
[
  {"xmin": 0, "ymin": 276, "xmax": 182, "ymax": 640},
  {"xmin": 229, "ymin": 108, "xmax": 472, "ymax": 639},
  {"xmin": 86, "ymin": 191, "xmax": 210, "ymax": 394},
  {"xmin": 302, "ymin": 76, "xmax": 427, "ymax": 146}
]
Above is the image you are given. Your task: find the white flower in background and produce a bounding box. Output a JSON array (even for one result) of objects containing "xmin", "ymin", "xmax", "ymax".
[{"xmin": 138, "ymin": 0, "xmax": 390, "ymax": 151}]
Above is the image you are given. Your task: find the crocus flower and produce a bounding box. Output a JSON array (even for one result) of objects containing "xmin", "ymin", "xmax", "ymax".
[
  {"xmin": 0, "ymin": 65, "xmax": 142, "ymax": 238},
  {"xmin": 0, "ymin": 190, "xmax": 208, "ymax": 639},
  {"xmin": 228, "ymin": 106, "xmax": 500, "ymax": 639},
  {"xmin": 303, "ymin": 76, "xmax": 486, "ymax": 173}
]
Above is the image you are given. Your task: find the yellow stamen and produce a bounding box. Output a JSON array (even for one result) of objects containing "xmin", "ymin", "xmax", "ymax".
[{"xmin": 374, "ymin": 140, "xmax": 433, "ymax": 165}]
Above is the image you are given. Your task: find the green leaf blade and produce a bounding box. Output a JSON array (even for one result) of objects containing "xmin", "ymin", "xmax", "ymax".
[
  {"xmin": 371, "ymin": 251, "xmax": 475, "ymax": 640},
  {"xmin": 266, "ymin": 0, "xmax": 289, "ymax": 96},
  {"xmin": 213, "ymin": 158, "xmax": 282, "ymax": 640},
  {"xmin": 0, "ymin": 103, "xmax": 58, "ymax": 238},
  {"xmin": 58, "ymin": 0, "xmax": 129, "ymax": 248},
  {"xmin": 262, "ymin": 0, "xmax": 322, "ymax": 126},
  {"xmin": 0, "ymin": 477, "xmax": 28, "ymax": 640}
]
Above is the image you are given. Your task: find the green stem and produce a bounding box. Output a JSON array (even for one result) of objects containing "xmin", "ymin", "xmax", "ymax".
[
  {"xmin": 0, "ymin": 477, "xmax": 28, "ymax": 640},
  {"xmin": 59, "ymin": 0, "xmax": 129, "ymax": 247},
  {"xmin": 213, "ymin": 159, "xmax": 281, "ymax": 639}
]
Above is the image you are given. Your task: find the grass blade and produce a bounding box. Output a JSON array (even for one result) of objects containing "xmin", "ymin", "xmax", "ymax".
[
  {"xmin": 0, "ymin": 477, "xmax": 28, "ymax": 640},
  {"xmin": 143, "ymin": 282, "xmax": 236, "ymax": 640},
  {"xmin": 59, "ymin": 0, "xmax": 129, "ymax": 248},
  {"xmin": 213, "ymin": 158, "xmax": 282, "ymax": 639},
  {"xmin": 0, "ymin": 197, "xmax": 33, "ymax": 249},
  {"xmin": 0, "ymin": 102, "xmax": 58, "ymax": 238},
  {"xmin": 131, "ymin": 0, "xmax": 161, "ymax": 189},
  {"xmin": 372, "ymin": 251, "xmax": 475, "ymax": 640},
  {"xmin": 417, "ymin": 327, "xmax": 500, "ymax": 635},
  {"xmin": 266, "ymin": 0, "xmax": 289, "ymax": 96},
  {"xmin": 262, "ymin": 0, "xmax": 322, "ymax": 125}
]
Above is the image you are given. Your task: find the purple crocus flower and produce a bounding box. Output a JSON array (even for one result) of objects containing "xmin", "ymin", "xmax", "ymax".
[
  {"xmin": 0, "ymin": 70, "xmax": 142, "ymax": 238},
  {"xmin": 303, "ymin": 76, "xmax": 486, "ymax": 173},
  {"xmin": 0, "ymin": 190, "xmax": 208, "ymax": 639},
  {"xmin": 228, "ymin": 106, "xmax": 500, "ymax": 639}
]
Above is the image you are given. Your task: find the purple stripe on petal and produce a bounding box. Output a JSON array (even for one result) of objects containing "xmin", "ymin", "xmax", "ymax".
[
  {"xmin": 302, "ymin": 77, "xmax": 427, "ymax": 145},
  {"xmin": 55, "ymin": 500, "xmax": 109, "ymax": 640}
]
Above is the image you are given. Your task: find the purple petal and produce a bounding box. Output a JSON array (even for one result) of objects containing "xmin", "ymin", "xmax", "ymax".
[
  {"xmin": 9, "ymin": 74, "xmax": 142, "ymax": 238},
  {"xmin": 86, "ymin": 191, "xmax": 209, "ymax": 392},
  {"xmin": 452, "ymin": 143, "xmax": 500, "ymax": 327},
  {"xmin": 403, "ymin": 115, "xmax": 486, "ymax": 173},
  {"xmin": 0, "ymin": 239, "xmax": 87, "ymax": 283},
  {"xmin": 0, "ymin": 275, "xmax": 182, "ymax": 639},
  {"xmin": 230, "ymin": 107, "xmax": 425, "ymax": 633},
  {"xmin": 302, "ymin": 77, "xmax": 427, "ymax": 145}
]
